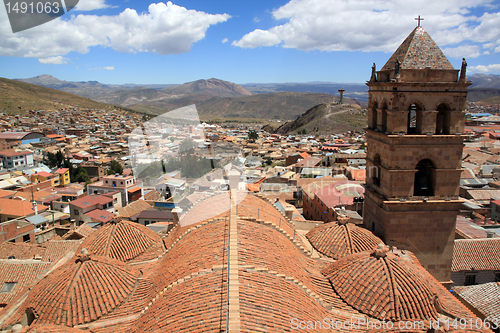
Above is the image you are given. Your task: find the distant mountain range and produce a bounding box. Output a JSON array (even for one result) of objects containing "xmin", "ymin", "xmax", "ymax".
[{"xmin": 11, "ymin": 73, "xmax": 500, "ymax": 120}]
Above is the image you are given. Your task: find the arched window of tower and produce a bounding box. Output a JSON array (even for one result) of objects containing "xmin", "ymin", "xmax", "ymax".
[
  {"xmin": 407, "ymin": 103, "xmax": 422, "ymax": 134},
  {"xmin": 414, "ymin": 159, "xmax": 436, "ymax": 197}
]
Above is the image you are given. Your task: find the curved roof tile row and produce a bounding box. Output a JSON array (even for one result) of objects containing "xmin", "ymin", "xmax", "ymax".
[{"xmin": 306, "ymin": 221, "xmax": 383, "ymax": 259}]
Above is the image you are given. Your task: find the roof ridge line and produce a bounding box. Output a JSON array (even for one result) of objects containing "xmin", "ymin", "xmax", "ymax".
[
  {"xmin": 381, "ymin": 255, "xmax": 399, "ymax": 321},
  {"xmin": 102, "ymin": 223, "xmax": 117, "ymax": 258}
]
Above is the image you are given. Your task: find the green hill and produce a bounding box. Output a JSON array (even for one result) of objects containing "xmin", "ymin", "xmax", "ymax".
[
  {"xmin": 0, "ymin": 77, "xmax": 119, "ymax": 114},
  {"xmin": 274, "ymin": 103, "xmax": 367, "ymax": 135}
]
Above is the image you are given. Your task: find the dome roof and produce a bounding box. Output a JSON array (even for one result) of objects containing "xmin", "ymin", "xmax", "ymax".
[
  {"xmin": 322, "ymin": 245, "xmax": 440, "ymax": 322},
  {"xmin": 306, "ymin": 221, "xmax": 382, "ymax": 259},
  {"xmin": 79, "ymin": 220, "xmax": 164, "ymax": 262},
  {"xmin": 24, "ymin": 251, "xmax": 140, "ymax": 326}
]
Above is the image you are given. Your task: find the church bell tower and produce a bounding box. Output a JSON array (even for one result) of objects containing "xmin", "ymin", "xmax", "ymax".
[{"xmin": 363, "ymin": 24, "xmax": 471, "ymax": 283}]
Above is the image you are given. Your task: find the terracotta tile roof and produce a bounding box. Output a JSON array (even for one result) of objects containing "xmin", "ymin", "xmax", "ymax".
[
  {"xmin": 0, "ymin": 189, "xmax": 16, "ymax": 198},
  {"xmin": 0, "ymin": 198, "xmax": 49, "ymax": 217},
  {"xmin": 116, "ymin": 199, "xmax": 151, "ymax": 218},
  {"xmin": 136, "ymin": 270, "xmax": 227, "ymax": 332},
  {"xmin": 20, "ymin": 254, "xmax": 140, "ymax": 327},
  {"xmin": 78, "ymin": 220, "xmax": 165, "ymax": 263},
  {"xmin": 323, "ymin": 246, "xmax": 442, "ymax": 322},
  {"xmin": 0, "ymin": 191, "xmax": 483, "ymax": 332},
  {"xmin": 61, "ymin": 223, "xmax": 96, "ymax": 240},
  {"xmin": 453, "ymin": 282, "xmax": 500, "ymax": 323},
  {"xmin": 70, "ymin": 195, "xmax": 113, "ymax": 209},
  {"xmin": 452, "ymin": 238, "xmax": 500, "ymax": 271},
  {"xmin": 306, "ymin": 221, "xmax": 383, "ymax": 259},
  {"xmin": 54, "ymin": 168, "xmax": 69, "ymax": 174},
  {"xmin": 84, "ymin": 209, "xmax": 114, "ymax": 223},
  {"xmin": 381, "ymin": 26, "xmax": 454, "ymax": 71},
  {"xmin": 0, "ymin": 260, "xmax": 52, "ymax": 304},
  {"xmin": 0, "ymin": 240, "xmax": 80, "ymax": 263},
  {"xmin": 0, "ymin": 242, "xmax": 45, "ymax": 260}
]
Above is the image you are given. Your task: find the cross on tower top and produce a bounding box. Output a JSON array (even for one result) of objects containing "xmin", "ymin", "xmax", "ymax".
[{"xmin": 415, "ymin": 15, "xmax": 424, "ymax": 27}]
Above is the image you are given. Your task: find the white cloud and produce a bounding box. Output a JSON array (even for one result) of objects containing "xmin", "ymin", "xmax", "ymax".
[
  {"xmin": 222, "ymin": 38, "xmax": 228, "ymax": 43},
  {"xmin": 0, "ymin": 2, "xmax": 230, "ymax": 58},
  {"xmin": 75, "ymin": 0, "xmax": 109, "ymax": 11},
  {"xmin": 233, "ymin": 0, "xmax": 500, "ymax": 54},
  {"xmin": 469, "ymin": 64, "xmax": 500, "ymax": 73},
  {"xmin": 89, "ymin": 66, "xmax": 114, "ymax": 70},
  {"xmin": 232, "ymin": 29, "xmax": 281, "ymax": 48},
  {"xmin": 38, "ymin": 55, "xmax": 68, "ymax": 64},
  {"xmin": 443, "ymin": 45, "xmax": 481, "ymax": 59},
  {"xmin": 253, "ymin": 17, "xmax": 260, "ymax": 23}
]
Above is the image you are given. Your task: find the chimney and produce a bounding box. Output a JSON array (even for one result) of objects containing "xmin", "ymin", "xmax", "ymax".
[
  {"xmin": 284, "ymin": 206, "xmax": 294, "ymax": 220},
  {"xmin": 172, "ymin": 207, "xmax": 183, "ymax": 226},
  {"xmin": 32, "ymin": 201, "xmax": 38, "ymax": 215}
]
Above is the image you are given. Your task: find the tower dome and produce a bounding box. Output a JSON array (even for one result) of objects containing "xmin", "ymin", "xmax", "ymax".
[
  {"xmin": 22, "ymin": 252, "xmax": 140, "ymax": 326},
  {"xmin": 78, "ymin": 219, "xmax": 164, "ymax": 262},
  {"xmin": 322, "ymin": 245, "xmax": 441, "ymax": 322},
  {"xmin": 306, "ymin": 220, "xmax": 383, "ymax": 259}
]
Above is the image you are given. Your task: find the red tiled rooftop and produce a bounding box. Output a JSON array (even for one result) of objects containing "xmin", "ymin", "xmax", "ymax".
[
  {"xmin": 0, "ymin": 198, "xmax": 49, "ymax": 217},
  {"xmin": 79, "ymin": 220, "xmax": 165, "ymax": 263},
  {"xmin": 306, "ymin": 221, "xmax": 383, "ymax": 259},
  {"xmin": 452, "ymin": 238, "xmax": 500, "ymax": 271},
  {"xmin": 35, "ymin": 171, "xmax": 54, "ymax": 178},
  {"xmin": 323, "ymin": 246, "xmax": 440, "ymax": 322},
  {"xmin": 0, "ymin": 260, "xmax": 52, "ymax": 305},
  {"xmin": 70, "ymin": 195, "xmax": 113, "ymax": 209},
  {"xmin": 84, "ymin": 209, "xmax": 114, "ymax": 223},
  {"xmin": 54, "ymin": 168, "xmax": 69, "ymax": 174},
  {"xmin": 20, "ymin": 254, "xmax": 140, "ymax": 327}
]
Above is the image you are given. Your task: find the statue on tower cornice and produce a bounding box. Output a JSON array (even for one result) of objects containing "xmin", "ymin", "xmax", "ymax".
[
  {"xmin": 460, "ymin": 58, "xmax": 467, "ymax": 82},
  {"xmin": 370, "ymin": 62, "xmax": 377, "ymax": 82}
]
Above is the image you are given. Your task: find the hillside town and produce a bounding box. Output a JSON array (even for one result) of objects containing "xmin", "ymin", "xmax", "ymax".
[{"xmin": 1, "ymin": 27, "xmax": 500, "ymax": 333}]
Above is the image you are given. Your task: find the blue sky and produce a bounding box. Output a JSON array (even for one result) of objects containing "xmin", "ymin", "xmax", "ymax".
[{"xmin": 0, "ymin": 0, "xmax": 499, "ymax": 85}]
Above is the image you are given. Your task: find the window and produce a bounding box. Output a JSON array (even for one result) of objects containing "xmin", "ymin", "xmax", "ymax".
[
  {"xmin": 0, "ymin": 282, "xmax": 16, "ymax": 293},
  {"xmin": 414, "ymin": 159, "xmax": 436, "ymax": 196},
  {"xmin": 464, "ymin": 274, "xmax": 476, "ymax": 286},
  {"xmin": 23, "ymin": 234, "xmax": 30, "ymax": 243},
  {"xmin": 74, "ymin": 209, "xmax": 80, "ymax": 215}
]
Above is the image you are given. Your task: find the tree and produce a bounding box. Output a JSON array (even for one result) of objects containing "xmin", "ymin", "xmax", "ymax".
[
  {"xmin": 107, "ymin": 160, "xmax": 123, "ymax": 175},
  {"xmin": 55, "ymin": 150, "xmax": 64, "ymax": 168},
  {"xmin": 74, "ymin": 167, "xmax": 90, "ymax": 183},
  {"xmin": 248, "ymin": 130, "xmax": 259, "ymax": 141}
]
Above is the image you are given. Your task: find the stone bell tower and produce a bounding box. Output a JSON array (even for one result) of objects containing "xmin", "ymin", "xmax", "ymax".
[{"xmin": 363, "ymin": 25, "xmax": 471, "ymax": 283}]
